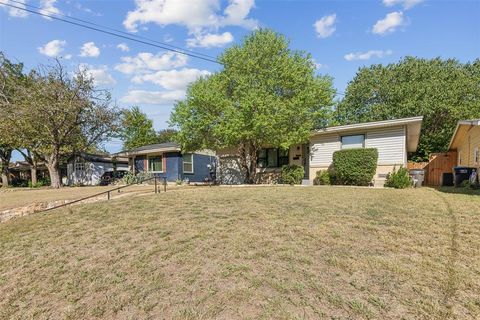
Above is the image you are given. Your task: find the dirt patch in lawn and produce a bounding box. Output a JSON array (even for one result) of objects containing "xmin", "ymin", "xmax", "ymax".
[{"xmin": 0, "ymin": 186, "xmax": 479, "ymax": 319}]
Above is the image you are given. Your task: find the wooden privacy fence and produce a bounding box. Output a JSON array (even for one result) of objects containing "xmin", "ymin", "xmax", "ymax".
[{"xmin": 408, "ymin": 152, "xmax": 457, "ymax": 186}]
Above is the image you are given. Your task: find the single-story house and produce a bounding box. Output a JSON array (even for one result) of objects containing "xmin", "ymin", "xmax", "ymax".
[
  {"xmin": 66, "ymin": 153, "xmax": 128, "ymax": 186},
  {"xmin": 8, "ymin": 161, "xmax": 50, "ymax": 184},
  {"xmin": 448, "ymin": 119, "xmax": 480, "ymax": 169},
  {"xmin": 117, "ymin": 143, "xmax": 216, "ymax": 183},
  {"xmin": 218, "ymin": 116, "xmax": 423, "ymax": 186}
]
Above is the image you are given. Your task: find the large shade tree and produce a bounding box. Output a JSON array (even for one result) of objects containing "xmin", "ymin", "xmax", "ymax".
[
  {"xmin": 336, "ymin": 57, "xmax": 480, "ymax": 161},
  {"xmin": 120, "ymin": 106, "xmax": 159, "ymax": 150},
  {"xmin": 0, "ymin": 53, "xmax": 25, "ymax": 187},
  {"xmin": 3, "ymin": 61, "xmax": 120, "ymax": 188},
  {"xmin": 171, "ymin": 29, "xmax": 335, "ymax": 183}
]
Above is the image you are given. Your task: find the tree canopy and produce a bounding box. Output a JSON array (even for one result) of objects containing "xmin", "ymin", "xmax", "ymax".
[
  {"xmin": 336, "ymin": 57, "xmax": 480, "ymax": 161},
  {"xmin": 120, "ymin": 106, "xmax": 159, "ymax": 150},
  {"xmin": 171, "ymin": 29, "xmax": 335, "ymax": 183},
  {"xmin": 1, "ymin": 58, "xmax": 120, "ymax": 188},
  {"xmin": 0, "ymin": 53, "xmax": 26, "ymax": 186}
]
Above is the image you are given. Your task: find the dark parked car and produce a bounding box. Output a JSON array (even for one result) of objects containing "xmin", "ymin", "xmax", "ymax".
[{"xmin": 99, "ymin": 170, "xmax": 128, "ymax": 186}]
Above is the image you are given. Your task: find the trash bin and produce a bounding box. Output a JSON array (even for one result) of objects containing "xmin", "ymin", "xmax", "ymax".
[
  {"xmin": 441, "ymin": 172, "xmax": 454, "ymax": 187},
  {"xmin": 409, "ymin": 169, "xmax": 425, "ymax": 188},
  {"xmin": 453, "ymin": 167, "xmax": 477, "ymax": 187}
]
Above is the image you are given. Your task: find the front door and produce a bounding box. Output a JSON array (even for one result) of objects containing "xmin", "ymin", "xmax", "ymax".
[{"xmin": 302, "ymin": 144, "xmax": 310, "ymax": 179}]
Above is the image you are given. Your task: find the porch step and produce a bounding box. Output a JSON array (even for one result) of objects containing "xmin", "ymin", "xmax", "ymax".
[
  {"xmin": 302, "ymin": 179, "xmax": 312, "ymax": 186},
  {"xmin": 373, "ymin": 178, "xmax": 386, "ymax": 188}
]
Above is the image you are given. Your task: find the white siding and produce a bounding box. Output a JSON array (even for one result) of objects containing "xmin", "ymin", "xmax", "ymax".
[
  {"xmin": 309, "ymin": 125, "xmax": 406, "ymax": 167},
  {"xmin": 365, "ymin": 126, "xmax": 405, "ymax": 165},
  {"xmin": 310, "ymin": 134, "xmax": 341, "ymax": 166}
]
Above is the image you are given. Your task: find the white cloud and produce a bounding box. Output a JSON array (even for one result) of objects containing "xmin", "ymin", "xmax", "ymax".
[
  {"xmin": 312, "ymin": 59, "xmax": 326, "ymax": 69},
  {"xmin": 115, "ymin": 52, "xmax": 188, "ymax": 75},
  {"xmin": 186, "ymin": 31, "xmax": 234, "ymax": 48},
  {"xmin": 123, "ymin": 0, "xmax": 257, "ymax": 32},
  {"xmin": 75, "ymin": 2, "xmax": 102, "ymax": 16},
  {"xmin": 39, "ymin": 0, "xmax": 61, "ymax": 19},
  {"xmin": 344, "ymin": 50, "xmax": 393, "ymax": 61},
  {"xmin": 80, "ymin": 64, "xmax": 116, "ymax": 86},
  {"xmin": 117, "ymin": 43, "xmax": 130, "ymax": 52},
  {"xmin": 383, "ymin": 0, "xmax": 423, "ymax": 9},
  {"xmin": 372, "ymin": 11, "xmax": 405, "ymax": 35},
  {"xmin": 0, "ymin": 0, "xmax": 28, "ymax": 18},
  {"xmin": 38, "ymin": 39, "xmax": 67, "ymax": 57},
  {"xmin": 132, "ymin": 68, "xmax": 211, "ymax": 90},
  {"xmin": 313, "ymin": 14, "xmax": 337, "ymax": 38},
  {"xmin": 120, "ymin": 89, "xmax": 185, "ymax": 105},
  {"xmin": 79, "ymin": 42, "xmax": 100, "ymax": 57}
]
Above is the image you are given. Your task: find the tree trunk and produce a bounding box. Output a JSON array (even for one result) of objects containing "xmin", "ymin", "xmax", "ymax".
[
  {"xmin": 0, "ymin": 149, "xmax": 12, "ymax": 188},
  {"xmin": 47, "ymin": 156, "xmax": 62, "ymax": 188},
  {"xmin": 47, "ymin": 164, "xmax": 61, "ymax": 188},
  {"xmin": 238, "ymin": 141, "xmax": 258, "ymax": 184},
  {"xmin": 1, "ymin": 168, "xmax": 9, "ymax": 187},
  {"xmin": 30, "ymin": 166, "xmax": 37, "ymax": 185}
]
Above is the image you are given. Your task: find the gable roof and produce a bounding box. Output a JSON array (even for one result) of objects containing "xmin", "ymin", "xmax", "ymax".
[
  {"xmin": 448, "ymin": 119, "xmax": 480, "ymax": 150},
  {"xmin": 311, "ymin": 116, "xmax": 424, "ymax": 152}
]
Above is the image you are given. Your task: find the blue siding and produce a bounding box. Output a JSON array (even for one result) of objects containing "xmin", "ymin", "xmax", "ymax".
[
  {"xmin": 135, "ymin": 156, "xmax": 146, "ymax": 172},
  {"xmin": 132, "ymin": 152, "xmax": 216, "ymax": 183},
  {"xmin": 181, "ymin": 153, "xmax": 216, "ymax": 182}
]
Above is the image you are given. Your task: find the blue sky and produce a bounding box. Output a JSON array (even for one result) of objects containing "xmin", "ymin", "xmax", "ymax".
[{"xmin": 1, "ymin": 0, "xmax": 479, "ymax": 156}]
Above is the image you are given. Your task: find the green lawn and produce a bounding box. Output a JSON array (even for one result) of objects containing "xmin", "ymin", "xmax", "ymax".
[{"xmin": 1, "ymin": 186, "xmax": 479, "ymax": 319}]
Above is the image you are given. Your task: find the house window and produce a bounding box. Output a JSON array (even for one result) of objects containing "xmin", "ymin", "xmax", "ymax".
[
  {"xmin": 458, "ymin": 150, "xmax": 462, "ymax": 165},
  {"xmin": 257, "ymin": 148, "xmax": 289, "ymax": 168},
  {"xmin": 148, "ymin": 155, "xmax": 163, "ymax": 172},
  {"xmin": 474, "ymin": 147, "xmax": 479, "ymax": 165},
  {"xmin": 341, "ymin": 134, "xmax": 365, "ymax": 149},
  {"xmin": 183, "ymin": 154, "xmax": 194, "ymax": 173},
  {"xmin": 74, "ymin": 162, "xmax": 85, "ymax": 172}
]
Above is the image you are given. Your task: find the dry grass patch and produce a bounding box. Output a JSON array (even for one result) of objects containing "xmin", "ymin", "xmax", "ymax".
[
  {"xmin": 0, "ymin": 184, "xmax": 162, "ymax": 212},
  {"xmin": 0, "ymin": 186, "xmax": 479, "ymax": 319}
]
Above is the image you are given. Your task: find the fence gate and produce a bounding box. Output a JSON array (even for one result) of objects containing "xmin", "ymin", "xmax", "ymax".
[{"xmin": 408, "ymin": 152, "xmax": 457, "ymax": 186}]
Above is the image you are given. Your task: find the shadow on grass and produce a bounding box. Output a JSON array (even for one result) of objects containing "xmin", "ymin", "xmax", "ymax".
[{"xmin": 437, "ymin": 186, "xmax": 480, "ymax": 196}]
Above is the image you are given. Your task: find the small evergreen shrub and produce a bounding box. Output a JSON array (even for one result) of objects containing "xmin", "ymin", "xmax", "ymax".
[
  {"xmin": 281, "ymin": 165, "xmax": 304, "ymax": 185},
  {"xmin": 385, "ymin": 166, "xmax": 411, "ymax": 189},
  {"xmin": 313, "ymin": 170, "xmax": 331, "ymax": 185},
  {"xmin": 332, "ymin": 148, "xmax": 378, "ymax": 186}
]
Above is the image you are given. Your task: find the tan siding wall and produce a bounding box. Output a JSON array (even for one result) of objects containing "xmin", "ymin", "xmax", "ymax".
[
  {"xmin": 365, "ymin": 126, "xmax": 406, "ymax": 165},
  {"xmin": 309, "ymin": 125, "xmax": 407, "ymax": 168},
  {"xmin": 309, "ymin": 134, "xmax": 340, "ymax": 167},
  {"xmin": 457, "ymin": 126, "xmax": 480, "ymax": 168}
]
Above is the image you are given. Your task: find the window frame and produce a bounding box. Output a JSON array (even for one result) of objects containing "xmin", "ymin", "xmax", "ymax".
[
  {"xmin": 474, "ymin": 147, "xmax": 479, "ymax": 165},
  {"xmin": 341, "ymin": 134, "xmax": 365, "ymax": 149},
  {"xmin": 147, "ymin": 154, "xmax": 164, "ymax": 173},
  {"xmin": 74, "ymin": 162, "xmax": 85, "ymax": 172},
  {"xmin": 183, "ymin": 153, "xmax": 194, "ymax": 174},
  {"xmin": 257, "ymin": 148, "xmax": 289, "ymax": 169}
]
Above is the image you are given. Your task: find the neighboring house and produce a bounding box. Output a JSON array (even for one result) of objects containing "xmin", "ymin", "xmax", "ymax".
[
  {"xmin": 67, "ymin": 153, "xmax": 128, "ymax": 186},
  {"xmin": 218, "ymin": 116, "xmax": 423, "ymax": 186},
  {"xmin": 448, "ymin": 119, "xmax": 480, "ymax": 169},
  {"xmin": 117, "ymin": 143, "xmax": 216, "ymax": 183},
  {"xmin": 9, "ymin": 161, "xmax": 50, "ymax": 183}
]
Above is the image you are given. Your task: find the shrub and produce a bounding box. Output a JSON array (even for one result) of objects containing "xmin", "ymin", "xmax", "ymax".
[
  {"xmin": 332, "ymin": 148, "xmax": 378, "ymax": 186},
  {"xmin": 281, "ymin": 165, "xmax": 304, "ymax": 185},
  {"xmin": 122, "ymin": 172, "xmax": 153, "ymax": 185},
  {"xmin": 313, "ymin": 170, "xmax": 331, "ymax": 185},
  {"xmin": 385, "ymin": 166, "xmax": 411, "ymax": 189}
]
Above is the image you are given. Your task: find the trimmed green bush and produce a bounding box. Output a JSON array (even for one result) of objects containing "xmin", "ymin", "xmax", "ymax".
[
  {"xmin": 281, "ymin": 165, "xmax": 304, "ymax": 185},
  {"xmin": 313, "ymin": 170, "xmax": 331, "ymax": 185},
  {"xmin": 332, "ymin": 148, "xmax": 378, "ymax": 186},
  {"xmin": 385, "ymin": 166, "xmax": 411, "ymax": 189}
]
